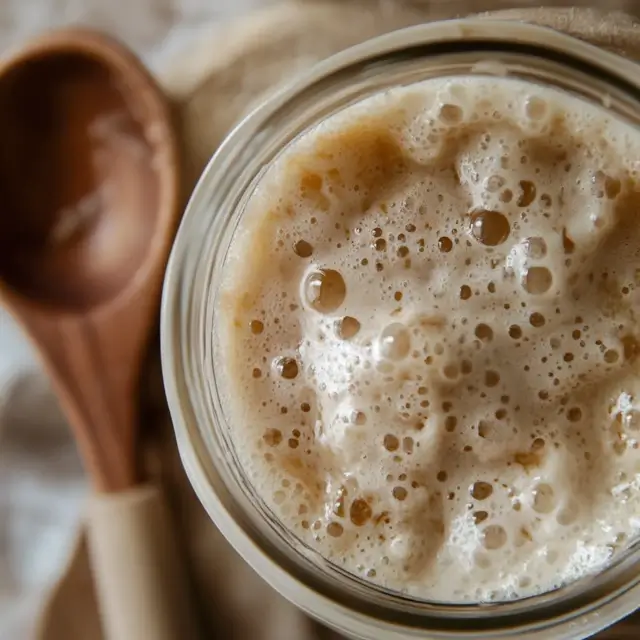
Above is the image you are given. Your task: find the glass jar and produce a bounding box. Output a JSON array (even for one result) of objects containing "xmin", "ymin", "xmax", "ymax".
[{"xmin": 161, "ymin": 18, "xmax": 640, "ymax": 639}]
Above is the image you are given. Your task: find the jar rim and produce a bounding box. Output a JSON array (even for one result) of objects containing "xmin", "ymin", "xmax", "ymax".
[{"xmin": 161, "ymin": 17, "xmax": 640, "ymax": 639}]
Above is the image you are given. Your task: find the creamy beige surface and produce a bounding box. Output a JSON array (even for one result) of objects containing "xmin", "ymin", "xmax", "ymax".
[
  {"xmin": 220, "ymin": 74, "xmax": 640, "ymax": 601},
  {"xmin": 0, "ymin": 2, "xmax": 638, "ymax": 640}
]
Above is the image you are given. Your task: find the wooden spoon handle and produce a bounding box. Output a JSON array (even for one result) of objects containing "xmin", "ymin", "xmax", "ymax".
[{"xmin": 87, "ymin": 485, "xmax": 201, "ymax": 640}]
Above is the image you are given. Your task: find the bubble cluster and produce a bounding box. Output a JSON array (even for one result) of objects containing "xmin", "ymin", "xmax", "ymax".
[{"xmin": 218, "ymin": 75, "xmax": 640, "ymax": 604}]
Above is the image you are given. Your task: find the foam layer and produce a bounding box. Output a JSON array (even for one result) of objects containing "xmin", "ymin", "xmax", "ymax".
[{"xmin": 215, "ymin": 76, "xmax": 640, "ymax": 602}]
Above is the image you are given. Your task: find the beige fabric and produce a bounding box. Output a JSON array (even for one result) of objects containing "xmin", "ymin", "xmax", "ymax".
[{"xmin": 36, "ymin": 2, "xmax": 640, "ymax": 639}]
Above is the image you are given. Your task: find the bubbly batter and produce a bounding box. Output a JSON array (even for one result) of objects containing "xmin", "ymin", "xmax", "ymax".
[{"xmin": 216, "ymin": 76, "xmax": 640, "ymax": 601}]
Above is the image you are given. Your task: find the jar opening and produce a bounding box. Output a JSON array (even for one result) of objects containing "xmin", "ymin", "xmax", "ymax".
[{"xmin": 162, "ymin": 18, "xmax": 640, "ymax": 639}]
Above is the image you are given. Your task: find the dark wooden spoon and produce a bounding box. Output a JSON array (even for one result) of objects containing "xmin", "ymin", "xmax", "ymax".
[{"xmin": 0, "ymin": 28, "xmax": 199, "ymax": 640}]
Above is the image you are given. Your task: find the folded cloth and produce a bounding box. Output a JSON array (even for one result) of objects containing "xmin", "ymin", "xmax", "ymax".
[{"xmin": 28, "ymin": 2, "xmax": 640, "ymax": 639}]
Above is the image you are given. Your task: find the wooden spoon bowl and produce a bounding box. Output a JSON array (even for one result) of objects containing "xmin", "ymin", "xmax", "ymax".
[
  {"xmin": 0, "ymin": 48, "xmax": 160, "ymax": 312},
  {"xmin": 0, "ymin": 29, "xmax": 177, "ymax": 490}
]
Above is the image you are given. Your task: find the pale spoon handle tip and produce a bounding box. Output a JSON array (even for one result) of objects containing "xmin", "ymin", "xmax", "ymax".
[{"xmin": 87, "ymin": 485, "xmax": 201, "ymax": 640}]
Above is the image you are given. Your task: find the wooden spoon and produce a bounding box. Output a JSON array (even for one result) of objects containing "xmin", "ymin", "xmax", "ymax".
[{"xmin": 0, "ymin": 29, "xmax": 199, "ymax": 640}]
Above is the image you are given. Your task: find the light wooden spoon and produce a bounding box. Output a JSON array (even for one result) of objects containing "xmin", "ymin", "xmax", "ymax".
[{"xmin": 0, "ymin": 28, "xmax": 199, "ymax": 640}]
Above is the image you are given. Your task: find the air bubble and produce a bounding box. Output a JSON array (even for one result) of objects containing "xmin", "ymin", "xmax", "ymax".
[
  {"xmin": 532, "ymin": 438, "xmax": 545, "ymax": 451},
  {"xmin": 379, "ymin": 323, "xmax": 411, "ymax": 361},
  {"xmin": 529, "ymin": 312, "xmax": 546, "ymax": 328},
  {"xmin": 592, "ymin": 170, "xmax": 621, "ymax": 200},
  {"xmin": 443, "ymin": 363, "xmax": 460, "ymax": 380},
  {"xmin": 384, "ymin": 434, "xmax": 400, "ymax": 452},
  {"xmin": 523, "ymin": 267, "xmax": 553, "ymax": 295},
  {"xmin": 474, "ymin": 511, "xmax": 488, "ymax": 524},
  {"xmin": 460, "ymin": 285, "xmax": 472, "ymax": 300},
  {"xmin": 393, "ymin": 486, "xmax": 408, "ymax": 501},
  {"xmin": 250, "ymin": 320, "xmax": 264, "ymax": 334},
  {"xmin": 523, "ymin": 237, "xmax": 547, "ymax": 259},
  {"xmin": 275, "ymin": 357, "xmax": 299, "ymax": 379},
  {"xmin": 567, "ymin": 407, "xmax": 582, "ymax": 422},
  {"xmin": 500, "ymin": 189, "xmax": 513, "ymax": 203},
  {"xmin": 304, "ymin": 269, "xmax": 346, "ymax": 313},
  {"xmin": 333, "ymin": 489, "xmax": 346, "ymax": 518},
  {"xmin": 351, "ymin": 411, "xmax": 367, "ymax": 425},
  {"xmin": 517, "ymin": 181, "xmax": 536, "ymax": 207},
  {"xmin": 439, "ymin": 103, "xmax": 463, "ymax": 123},
  {"xmin": 475, "ymin": 324, "xmax": 494, "ymax": 342},
  {"xmin": 525, "ymin": 96, "xmax": 548, "ymax": 120},
  {"xmin": 337, "ymin": 316, "xmax": 361, "ymax": 340},
  {"xmin": 485, "ymin": 175, "xmax": 505, "ymax": 193},
  {"xmin": 484, "ymin": 370, "xmax": 500, "ymax": 387},
  {"xmin": 478, "ymin": 421, "xmax": 492, "ymax": 438},
  {"xmin": 469, "ymin": 210, "xmax": 510, "ymax": 246},
  {"xmin": 532, "ymin": 483, "xmax": 555, "ymax": 513},
  {"xmin": 604, "ymin": 349, "xmax": 619, "ymax": 364},
  {"xmin": 482, "ymin": 525, "xmax": 507, "ymax": 550},
  {"xmin": 327, "ymin": 522, "xmax": 344, "ymax": 537},
  {"xmin": 509, "ymin": 325, "xmax": 522, "ymax": 339},
  {"xmin": 294, "ymin": 240, "xmax": 313, "ymax": 257},
  {"xmin": 403, "ymin": 437, "xmax": 414, "ymax": 454},
  {"xmin": 350, "ymin": 499, "xmax": 372, "ymax": 526},
  {"xmin": 471, "ymin": 481, "xmax": 493, "ymax": 500},
  {"xmin": 445, "ymin": 416, "xmax": 458, "ymax": 432},
  {"xmin": 439, "ymin": 236, "xmax": 453, "ymax": 253}
]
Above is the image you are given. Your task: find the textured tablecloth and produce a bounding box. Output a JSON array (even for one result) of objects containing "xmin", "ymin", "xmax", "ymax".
[{"xmin": 2, "ymin": 2, "xmax": 640, "ymax": 640}]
